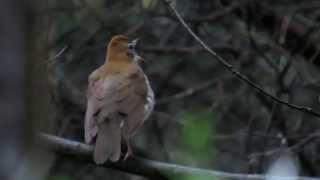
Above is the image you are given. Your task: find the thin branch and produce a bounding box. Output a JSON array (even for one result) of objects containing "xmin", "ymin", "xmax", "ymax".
[
  {"xmin": 163, "ymin": 0, "xmax": 320, "ymax": 118},
  {"xmin": 125, "ymin": 22, "xmax": 144, "ymax": 36},
  {"xmin": 142, "ymin": 46, "xmax": 203, "ymax": 54},
  {"xmin": 279, "ymin": 15, "xmax": 293, "ymax": 45},
  {"xmin": 39, "ymin": 133, "xmax": 320, "ymax": 180},
  {"xmin": 141, "ymin": 45, "xmax": 235, "ymax": 54},
  {"xmin": 157, "ymin": 79, "xmax": 218, "ymax": 104},
  {"xmin": 246, "ymin": 4, "xmax": 279, "ymax": 72},
  {"xmin": 150, "ymin": 1, "xmax": 242, "ymax": 23},
  {"xmin": 186, "ymin": 1, "xmax": 243, "ymax": 22},
  {"xmin": 45, "ymin": 46, "xmax": 68, "ymax": 66},
  {"xmin": 249, "ymin": 132, "xmax": 320, "ymax": 158}
]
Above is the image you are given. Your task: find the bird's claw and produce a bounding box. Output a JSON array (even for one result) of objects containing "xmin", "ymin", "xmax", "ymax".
[{"xmin": 123, "ymin": 144, "xmax": 132, "ymax": 161}]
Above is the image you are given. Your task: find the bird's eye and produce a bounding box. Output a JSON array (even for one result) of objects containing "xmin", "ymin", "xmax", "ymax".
[{"xmin": 128, "ymin": 44, "xmax": 134, "ymax": 50}]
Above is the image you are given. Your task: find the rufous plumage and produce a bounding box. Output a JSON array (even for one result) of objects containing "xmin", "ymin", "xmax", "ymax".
[{"xmin": 84, "ymin": 35, "xmax": 155, "ymax": 164}]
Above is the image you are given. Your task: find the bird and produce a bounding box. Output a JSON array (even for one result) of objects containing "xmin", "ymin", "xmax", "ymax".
[{"xmin": 84, "ymin": 35, "xmax": 155, "ymax": 164}]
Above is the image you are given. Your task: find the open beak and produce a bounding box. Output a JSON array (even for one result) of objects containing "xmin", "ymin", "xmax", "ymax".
[
  {"xmin": 130, "ymin": 38, "xmax": 139, "ymax": 48},
  {"xmin": 129, "ymin": 38, "xmax": 145, "ymax": 63}
]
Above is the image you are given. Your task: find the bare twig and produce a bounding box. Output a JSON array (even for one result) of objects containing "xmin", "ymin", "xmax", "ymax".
[
  {"xmin": 39, "ymin": 133, "xmax": 320, "ymax": 180},
  {"xmin": 309, "ymin": 49, "xmax": 320, "ymax": 63},
  {"xmin": 143, "ymin": 46, "xmax": 203, "ymax": 54},
  {"xmin": 125, "ymin": 22, "xmax": 144, "ymax": 36},
  {"xmin": 163, "ymin": 0, "xmax": 320, "ymax": 118},
  {"xmin": 45, "ymin": 46, "xmax": 68, "ymax": 66},
  {"xmin": 246, "ymin": 5, "xmax": 279, "ymax": 72},
  {"xmin": 151, "ymin": 1, "xmax": 242, "ymax": 23},
  {"xmin": 158, "ymin": 80, "xmax": 218, "ymax": 104},
  {"xmin": 141, "ymin": 45, "xmax": 235, "ymax": 54},
  {"xmin": 186, "ymin": 1, "xmax": 243, "ymax": 22},
  {"xmin": 250, "ymin": 132, "xmax": 320, "ymax": 158},
  {"xmin": 279, "ymin": 15, "xmax": 293, "ymax": 45}
]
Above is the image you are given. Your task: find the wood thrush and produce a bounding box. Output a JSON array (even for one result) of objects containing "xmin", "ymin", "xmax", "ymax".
[{"xmin": 84, "ymin": 35, "xmax": 155, "ymax": 164}]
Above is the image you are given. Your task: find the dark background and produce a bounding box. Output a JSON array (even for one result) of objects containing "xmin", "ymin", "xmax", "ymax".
[{"xmin": 1, "ymin": 0, "xmax": 320, "ymax": 180}]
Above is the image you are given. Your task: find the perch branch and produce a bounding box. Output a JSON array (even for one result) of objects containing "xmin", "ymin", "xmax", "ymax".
[{"xmin": 39, "ymin": 133, "xmax": 320, "ymax": 180}]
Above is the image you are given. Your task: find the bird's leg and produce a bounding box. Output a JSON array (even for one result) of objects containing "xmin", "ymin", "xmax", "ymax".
[{"xmin": 123, "ymin": 137, "xmax": 132, "ymax": 161}]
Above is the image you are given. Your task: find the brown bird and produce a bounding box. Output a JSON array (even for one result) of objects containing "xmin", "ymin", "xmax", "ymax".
[{"xmin": 84, "ymin": 35, "xmax": 155, "ymax": 164}]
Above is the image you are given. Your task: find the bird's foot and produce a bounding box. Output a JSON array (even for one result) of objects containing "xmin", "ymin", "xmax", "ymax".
[{"xmin": 123, "ymin": 144, "xmax": 132, "ymax": 161}]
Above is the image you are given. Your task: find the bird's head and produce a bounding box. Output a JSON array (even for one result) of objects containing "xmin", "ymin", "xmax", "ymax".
[{"xmin": 106, "ymin": 35, "xmax": 144, "ymax": 64}]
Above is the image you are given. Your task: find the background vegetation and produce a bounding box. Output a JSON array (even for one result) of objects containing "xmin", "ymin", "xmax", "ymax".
[{"xmin": 3, "ymin": 0, "xmax": 320, "ymax": 179}]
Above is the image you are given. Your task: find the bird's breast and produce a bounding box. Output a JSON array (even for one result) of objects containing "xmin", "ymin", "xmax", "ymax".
[{"xmin": 143, "ymin": 75, "xmax": 155, "ymax": 121}]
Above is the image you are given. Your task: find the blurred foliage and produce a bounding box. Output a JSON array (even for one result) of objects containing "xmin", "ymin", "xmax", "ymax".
[
  {"xmin": 141, "ymin": 0, "xmax": 157, "ymax": 9},
  {"xmin": 180, "ymin": 111, "xmax": 214, "ymax": 162},
  {"xmin": 174, "ymin": 174, "xmax": 216, "ymax": 180},
  {"xmin": 182, "ymin": 112, "xmax": 211, "ymax": 151},
  {"xmin": 48, "ymin": 175, "xmax": 71, "ymax": 180}
]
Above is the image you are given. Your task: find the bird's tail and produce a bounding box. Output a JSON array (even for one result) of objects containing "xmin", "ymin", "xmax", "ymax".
[{"xmin": 94, "ymin": 119, "xmax": 121, "ymax": 164}]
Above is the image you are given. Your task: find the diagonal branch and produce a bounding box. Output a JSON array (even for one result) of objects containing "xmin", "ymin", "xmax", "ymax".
[
  {"xmin": 157, "ymin": 79, "xmax": 218, "ymax": 104},
  {"xmin": 39, "ymin": 133, "xmax": 320, "ymax": 180},
  {"xmin": 163, "ymin": 0, "xmax": 320, "ymax": 118}
]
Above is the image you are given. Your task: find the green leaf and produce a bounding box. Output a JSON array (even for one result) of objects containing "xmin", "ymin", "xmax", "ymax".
[{"xmin": 142, "ymin": 0, "xmax": 153, "ymax": 9}]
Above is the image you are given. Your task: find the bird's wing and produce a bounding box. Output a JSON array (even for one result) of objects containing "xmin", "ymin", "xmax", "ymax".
[
  {"xmin": 84, "ymin": 70, "xmax": 105, "ymax": 144},
  {"xmin": 120, "ymin": 70, "xmax": 150, "ymax": 138},
  {"xmin": 85, "ymin": 69, "xmax": 126, "ymax": 163},
  {"xmin": 93, "ymin": 67, "xmax": 151, "ymax": 163},
  {"xmin": 122, "ymin": 73, "xmax": 155, "ymax": 138},
  {"xmin": 98, "ymin": 68, "xmax": 150, "ymax": 135}
]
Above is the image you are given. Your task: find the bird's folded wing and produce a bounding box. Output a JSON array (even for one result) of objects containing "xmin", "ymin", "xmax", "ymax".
[
  {"xmin": 98, "ymin": 69, "xmax": 149, "ymax": 137},
  {"xmin": 85, "ymin": 67, "xmax": 153, "ymax": 143},
  {"xmin": 84, "ymin": 71, "xmax": 106, "ymax": 144}
]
